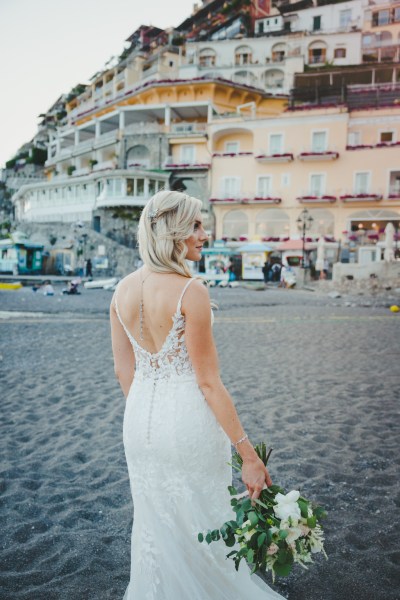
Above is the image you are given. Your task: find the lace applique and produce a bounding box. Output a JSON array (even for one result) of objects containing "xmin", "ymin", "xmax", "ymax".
[{"xmin": 114, "ymin": 279, "xmax": 197, "ymax": 382}]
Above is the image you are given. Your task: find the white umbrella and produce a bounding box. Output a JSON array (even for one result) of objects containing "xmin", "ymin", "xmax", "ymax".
[
  {"xmin": 384, "ymin": 222, "xmax": 395, "ymax": 262},
  {"xmin": 315, "ymin": 236, "xmax": 325, "ymax": 272}
]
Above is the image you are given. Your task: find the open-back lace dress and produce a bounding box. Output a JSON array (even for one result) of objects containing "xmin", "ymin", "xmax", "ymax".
[{"xmin": 114, "ymin": 278, "xmax": 284, "ymax": 600}]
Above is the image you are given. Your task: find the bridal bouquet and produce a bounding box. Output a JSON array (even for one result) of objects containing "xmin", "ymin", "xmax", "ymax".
[{"xmin": 198, "ymin": 443, "xmax": 327, "ymax": 582}]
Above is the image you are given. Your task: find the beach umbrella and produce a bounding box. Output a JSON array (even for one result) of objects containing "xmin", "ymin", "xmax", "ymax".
[
  {"xmin": 384, "ymin": 222, "xmax": 395, "ymax": 262},
  {"xmin": 315, "ymin": 236, "xmax": 325, "ymax": 272}
]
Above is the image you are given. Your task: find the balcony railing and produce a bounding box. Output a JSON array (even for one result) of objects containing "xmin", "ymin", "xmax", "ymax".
[
  {"xmin": 255, "ymin": 153, "xmax": 293, "ymax": 163},
  {"xmin": 210, "ymin": 194, "xmax": 281, "ymax": 204},
  {"xmin": 94, "ymin": 130, "xmax": 118, "ymax": 148},
  {"xmin": 92, "ymin": 160, "xmax": 115, "ymax": 172},
  {"xmin": 296, "ymin": 194, "xmax": 337, "ymax": 203},
  {"xmin": 298, "ymin": 151, "xmax": 339, "ymax": 161},
  {"xmin": 340, "ymin": 193, "xmax": 383, "ymax": 202},
  {"xmin": 212, "ymin": 152, "xmax": 253, "ymax": 158},
  {"xmin": 164, "ymin": 160, "xmax": 210, "ymax": 170},
  {"xmin": 170, "ymin": 122, "xmax": 207, "ymax": 135}
]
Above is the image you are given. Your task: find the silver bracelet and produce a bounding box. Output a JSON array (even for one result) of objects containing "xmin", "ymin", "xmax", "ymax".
[{"xmin": 234, "ymin": 434, "xmax": 248, "ymax": 450}]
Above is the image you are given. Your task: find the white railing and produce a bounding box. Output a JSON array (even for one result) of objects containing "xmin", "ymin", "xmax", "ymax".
[
  {"xmin": 93, "ymin": 160, "xmax": 115, "ymax": 172},
  {"xmin": 94, "ymin": 130, "xmax": 118, "ymax": 148},
  {"xmin": 73, "ymin": 139, "xmax": 94, "ymax": 155},
  {"xmin": 124, "ymin": 123, "xmax": 164, "ymax": 135},
  {"xmin": 170, "ymin": 122, "xmax": 207, "ymax": 134}
]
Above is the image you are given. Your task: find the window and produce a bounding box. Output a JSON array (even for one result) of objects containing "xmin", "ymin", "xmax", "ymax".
[
  {"xmin": 126, "ymin": 179, "xmax": 134, "ymax": 196},
  {"xmin": 389, "ymin": 171, "xmax": 400, "ymax": 194},
  {"xmin": 272, "ymin": 50, "xmax": 285, "ymax": 62},
  {"xmin": 180, "ymin": 145, "xmax": 195, "ymax": 163},
  {"xmin": 308, "ymin": 47, "xmax": 326, "ymax": 64},
  {"xmin": 235, "ymin": 46, "xmax": 252, "ymax": 66},
  {"xmin": 225, "ymin": 141, "xmax": 239, "ymax": 153},
  {"xmin": 310, "ymin": 174, "xmax": 325, "ymax": 195},
  {"xmin": 348, "ymin": 131, "xmax": 361, "ymax": 146},
  {"xmin": 372, "ymin": 10, "xmax": 390, "ymax": 26},
  {"xmin": 339, "ymin": 9, "xmax": 352, "ymax": 28},
  {"xmin": 221, "ymin": 177, "xmax": 241, "ymax": 197},
  {"xmin": 395, "ymin": 7, "xmax": 400, "ymax": 22},
  {"xmin": 380, "ymin": 131, "xmax": 393, "ymax": 143},
  {"xmin": 312, "ymin": 131, "xmax": 327, "ymax": 153},
  {"xmin": 257, "ymin": 176, "xmax": 272, "ymax": 197},
  {"xmin": 137, "ymin": 179, "xmax": 145, "ymax": 196},
  {"xmin": 269, "ymin": 133, "xmax": 283, "ymax": 155},
  {"xmin": 257, "ymin": 21, "xmax": 264, "ymax": 34},
  {"xmin": 334, "ymin": 48, "xmax": 346, "ymax": 59},
  {"xmin": 199, "ymin": 55, "xmax": 215, "ymax": 67},
  {"xmin": 148, "ymin": 180, "xmax": 157, "ymax": 195},
  {"xmin": 355, "ymin": 172, "xmax": 370, "ymax": 194},
  {"xmin": 312, "ymin": 16, "xmax": 321, "ymax": 31}
]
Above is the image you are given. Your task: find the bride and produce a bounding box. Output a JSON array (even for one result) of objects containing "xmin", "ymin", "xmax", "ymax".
[{"xmin": 110, "ymin": 191, "xmax": 285, "ymax": 599}]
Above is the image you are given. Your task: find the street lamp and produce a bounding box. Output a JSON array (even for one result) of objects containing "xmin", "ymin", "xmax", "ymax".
[{"xmin": 297, "ymin": 208, "xmax": 314, "ymax": 268}]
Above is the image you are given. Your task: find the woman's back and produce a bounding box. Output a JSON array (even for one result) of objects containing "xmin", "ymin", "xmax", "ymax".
[{"xmin": 116, "ymin": 270, "xmax": 196, "ymax": 356}]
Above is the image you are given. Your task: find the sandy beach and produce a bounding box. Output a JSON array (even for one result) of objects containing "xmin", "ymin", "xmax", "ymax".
[{"xmin": 0, "ymin": 283, "xmax": 399, "ymax": 600}]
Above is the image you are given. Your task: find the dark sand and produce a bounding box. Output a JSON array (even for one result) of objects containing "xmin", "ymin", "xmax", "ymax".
[{"xmin": 0, "ymin": 284, "xmax": 399, "ymax": 600}]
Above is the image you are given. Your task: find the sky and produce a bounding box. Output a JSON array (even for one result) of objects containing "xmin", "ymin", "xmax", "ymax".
[{"xmin": 0, "ymin": 0, "xmax": 197, "ymax": 167}]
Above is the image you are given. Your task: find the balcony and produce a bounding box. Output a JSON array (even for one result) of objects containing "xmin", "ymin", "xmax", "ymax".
[
  {"xmin": 72, "ymin": 139, "xmax": 94, "ymax": 156},
  {"xmin": 212, "ymin": 152, "xmax": 253, "ymax": 158},
  {"xmin": 94, "ymin": 130, "xmax": 118, "ymax": 149},
  {"xmin": 169, "ymin": 122, "xmax": 207, "ymax": 135},
  {"xmin": 92, "ymin": 160, "xmax": 115, "ymax": 172},
  {"xmin": 298, "ymin": 151, "xmax": 339, "ymax": 161},
  {"xmin": 251, "ymin": 196, "xmax": 282, "ymax": 204},
  {"xmin": 96, "ymin": 194, "xmax": 148, "ymax": 209},
  {"xmin": 255, "ymin": 153, "xmax": 293, "ymax": 163},
  {"xmin": 164, "ymin": 160, "xmax": 210, "ymax": 170},
  {"xmin": 340, "ymin": 193, "xmax": 383, "ymax": 202},
  {"xmin": 210, "ymin": 195, "xmax": 281, "ymax": 205},
  {"xmin": 296, "ymin": 194, "xmax": 337, "ymax": 204},
  {"xmin": 72, "ymin": 167, "xmax": 90, "ymax": 177}
]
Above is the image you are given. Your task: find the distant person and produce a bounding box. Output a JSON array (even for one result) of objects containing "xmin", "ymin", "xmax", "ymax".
[
  {"xmin": 271, "ymin": 262, "xmax": 281, "ymax": 283},
  {"xmin": 262, "ymin": 260, "xmax": 271, "ymax": 286},
  {"xmin": 85, "ymin": 258, "xmax": 93, "ymax": 279},
  {"xmin": 43, "ymin": 282, "xmax": 55, "ymax": 296}
]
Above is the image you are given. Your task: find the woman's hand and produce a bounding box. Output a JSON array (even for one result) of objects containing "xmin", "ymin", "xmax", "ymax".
[{"xmin": 241, "ymin": 456, "xmax": 273, "ymax": 501}]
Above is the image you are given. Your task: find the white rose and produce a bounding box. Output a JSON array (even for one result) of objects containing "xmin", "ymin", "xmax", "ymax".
[{"xmin": 273, "ymin": 490, "xmax": 301, "ymax": 521}]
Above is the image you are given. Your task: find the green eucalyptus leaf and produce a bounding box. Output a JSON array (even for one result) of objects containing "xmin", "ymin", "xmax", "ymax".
[
  {"xmin": 198, "ymin": 533, "xmax": 204, "ymax": 543},
  {"xmin": 273, "ymin": 561, "xmax": 293, "ymax": 577},
  {"xmin": 257, "ymin": 532, "xmax": 267, "ymax": 548}
]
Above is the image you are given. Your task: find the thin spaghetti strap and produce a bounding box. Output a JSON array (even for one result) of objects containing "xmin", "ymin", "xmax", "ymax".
[
  {"xmin": 113, "ymin": 282, "xmax": 130, "ymax": 338},
  {"xmin": 177, "ymin": 278, "xmax": 195, "ymax": 313}
]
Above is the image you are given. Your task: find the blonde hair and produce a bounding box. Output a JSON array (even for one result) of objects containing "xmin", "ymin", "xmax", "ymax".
[{"xmin": 138, "ymin": 190, "xmax": 203, "ymax": 278}]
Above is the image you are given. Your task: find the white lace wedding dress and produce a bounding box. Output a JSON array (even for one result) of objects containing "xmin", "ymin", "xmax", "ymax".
[{"xmin": 115, "ymin": 278, "xmax": 285, "ymax": 600}]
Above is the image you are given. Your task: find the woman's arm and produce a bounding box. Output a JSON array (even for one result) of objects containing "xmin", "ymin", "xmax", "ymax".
[
  {"xmin": 183, "ymin": 281, "xmax": 272, "ymax": 500},
  {"xmin": 110, "ymin": 297, "xmax": 135, "ymax": 398}
]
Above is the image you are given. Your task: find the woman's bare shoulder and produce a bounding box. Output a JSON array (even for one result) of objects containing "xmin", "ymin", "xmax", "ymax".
[{"xmin": 182, "ymin": 278, "xmax": 210, "ymax": 312}]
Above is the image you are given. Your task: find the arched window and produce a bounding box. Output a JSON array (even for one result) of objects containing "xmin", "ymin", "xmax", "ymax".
[
  {"xmin": 222, "ymin": 210, "xmax": 249, "ymax": 239},
  {"xmin": 271, "ymin": 43, "xmax": 287, "ymax": 63},
  {"xmin": 308, "ymin": 41, "xmax": 327, "ymax": 65},
  {"xmin": 199, "ymin": 48, "xmax": 216, "ymax": 68},
  {"xmin": 255, "ymin": 208, "xmax": 290, "ymax": 238},
  {"xmin": 235, "ymin": 45, "xmax": 253, "ymax": 66},
  {"xmin": 232, "ymin": 70, "xmax": 257, "ymax": 86},
  {"xmin": 262, "ymin": 69, "xmax": 284, "ymax": 89},
  {"xmin": 126, "ymin": 144, "xmax": 150, "ymax": 168}
]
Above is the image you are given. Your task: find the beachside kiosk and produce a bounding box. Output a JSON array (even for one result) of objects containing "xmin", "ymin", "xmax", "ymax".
[
  {"xmin": 238, "ymin": 242, "xmax": 273, "ymax": 280},
  {"xmin": 200, "ymin": 245, "xmax": 232, "ymax": 283},
  {"xmin": 0, "ymin": 233, "xmax": 44, "ymax": 275}
]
